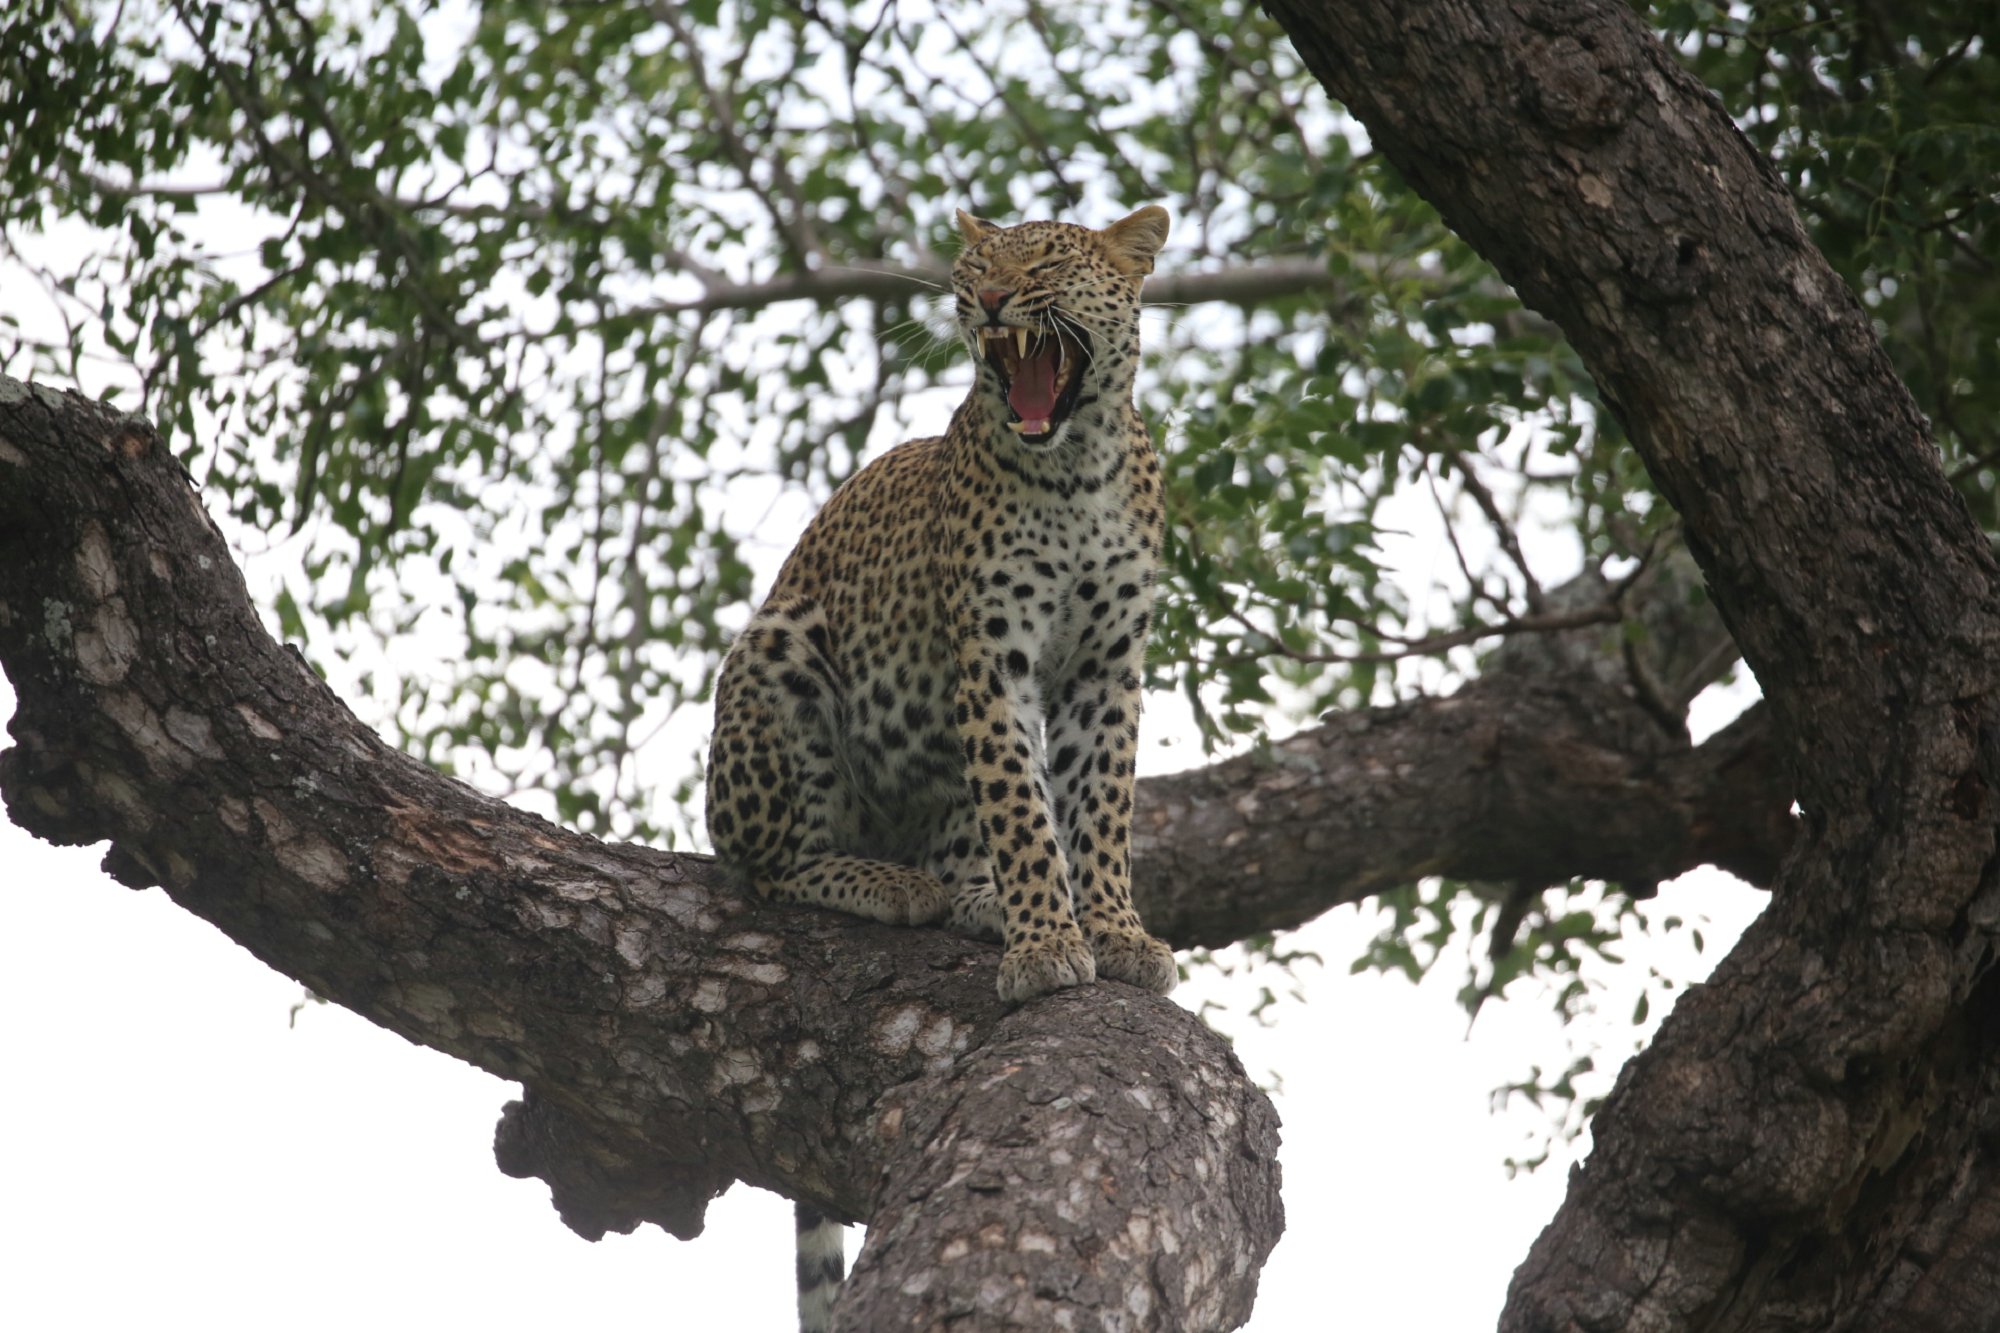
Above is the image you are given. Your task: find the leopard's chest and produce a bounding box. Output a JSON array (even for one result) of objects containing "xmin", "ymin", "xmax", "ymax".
[
  {"xmin": 836, "ymin": 481, "xmax": 1141, "ymax": 796},
  {"xmin": 1025, "ymin": 502, "xmax": 1153, "ymax": 691}
]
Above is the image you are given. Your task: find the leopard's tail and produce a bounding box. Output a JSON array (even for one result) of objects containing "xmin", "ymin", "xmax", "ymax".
[{"xmin": 795, "ymin": 1202, "xmax": 846, "ymax": 1333}]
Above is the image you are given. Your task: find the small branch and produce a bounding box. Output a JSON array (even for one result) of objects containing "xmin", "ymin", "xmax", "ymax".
[
  {"xmin": 1149, "ymin": 0, "xmax": 1321, "ymax": 174},
  {"xmin": 930, "ymin": 5, "xmax": 1081, "ymax": 209},
  {"xmin": 648, "ymin": 0, "xmax": 824, "ymax": 267},
  {"xmin": 1225, "ymin": 602, "xmax": 1621, "ymax": 667},
  {"xmin": 169, "ymin": 0, "xmax": 480, "ymax": 358},
  {"xmin": 612, "ymin": 255, "xmax": 1347, "ymax": 321},
  {"xmin": 1425, "ymin": 455, "xmax": 1514, "ymax": 622},
  {"xmin": 1445, "ymin": 449, "xmax": 1547, "ymax": 612}
]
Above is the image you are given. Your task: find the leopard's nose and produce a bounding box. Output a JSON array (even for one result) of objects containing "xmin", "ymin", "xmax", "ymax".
[{"xmin": 977, "ymin": 288, "xmax": 1011, "ymax": 314}]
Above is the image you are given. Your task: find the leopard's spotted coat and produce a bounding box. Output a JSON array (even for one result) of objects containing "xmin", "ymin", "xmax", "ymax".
[{"xmin": 706, "ymin": 206, "xmax": 1177, "ymax": 1004}]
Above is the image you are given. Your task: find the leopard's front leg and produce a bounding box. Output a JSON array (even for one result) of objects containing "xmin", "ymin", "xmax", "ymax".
[
  {"xmin": 951, "ymin": 623, "xmax": 1096, "ymax": 1003},
  {"xmin": 1046, "ymin": 619, "xmax": 1177, "ymax": 995}
]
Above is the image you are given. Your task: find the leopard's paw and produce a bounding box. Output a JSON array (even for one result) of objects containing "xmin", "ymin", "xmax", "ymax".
[
  {"xmin": 1091, "ymin": 929, "xmax": 1178, "ymax": 996},
  {"xmin": 761, "ymin": 857, "xmax": 949, "ymax": 927},
  {"xmin": 996, "ymin": 932, "xmax": 1097, "ymax": 1004},
  {"xmin": 835, "ymin": 867, "xmax": 949, "ymax": 926}
]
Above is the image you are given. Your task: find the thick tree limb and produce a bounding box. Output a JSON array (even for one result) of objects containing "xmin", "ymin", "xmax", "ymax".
[
  {"xmin": 0, "ymin": 378, "xmax": 1281, "ymax": 1331},
  {"xmin": 1259, "ymin": 0, "xmax": 2000, "ymax": 1328},
  {"xmin": 1135, "ymin": 679, "xmax": 1783, "ymax": 949},
  {"xmin": 1134, "ymin": 548, "xmax": 1783, "ymax": 948}
]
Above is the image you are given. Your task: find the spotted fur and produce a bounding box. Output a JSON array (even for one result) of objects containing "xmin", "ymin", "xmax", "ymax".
[{"xmin": 706, "ymin": 206, "xmax": 1178, "ymax": 1005}]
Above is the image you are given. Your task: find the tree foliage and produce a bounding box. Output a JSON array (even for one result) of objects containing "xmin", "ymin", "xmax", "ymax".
[{"xmin": 1, "ymin": 0, "xmax": 1993, "ymax": 937}]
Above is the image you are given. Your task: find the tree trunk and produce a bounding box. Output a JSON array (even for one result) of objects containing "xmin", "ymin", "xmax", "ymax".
[{"xmin": 1258, "ymin": 0, "xmax": 2000, "ymax": 1327}]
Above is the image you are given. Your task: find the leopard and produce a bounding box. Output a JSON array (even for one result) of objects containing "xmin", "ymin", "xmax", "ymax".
[
  {"xmin": 706, "ymin": 204, "xmax": 1181, "ymax": 1332},
  {"xmin": 705, "ymin": 205, "xmax": 1179, "ymax": 1014}
]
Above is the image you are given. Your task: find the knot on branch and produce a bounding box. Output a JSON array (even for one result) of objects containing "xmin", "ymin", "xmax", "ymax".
[
  {"xmin": 1517, "ymin": 25, "xmax": 1639, "ymax": 143},
  {"xmin": 494, "ymin": 1088, "xmax": 730, "ymax": 1242}
]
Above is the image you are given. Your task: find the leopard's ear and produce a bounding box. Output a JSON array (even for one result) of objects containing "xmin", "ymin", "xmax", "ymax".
[
  {"xmin": 1100, "ymin": 205, "xmax": 1171, "ymax": 277},
  {"xmin": 955, "ymin": 209, "xmax": 1001, "ymax": 248}
]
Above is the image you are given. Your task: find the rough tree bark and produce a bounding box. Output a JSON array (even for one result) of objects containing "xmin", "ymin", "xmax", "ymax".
[{"xmin": 1258, "ymin": 0, "xmax": 2000, "ymax": 1328}]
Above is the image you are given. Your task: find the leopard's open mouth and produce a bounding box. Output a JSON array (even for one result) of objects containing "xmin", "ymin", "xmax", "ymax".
[{"xmin": 979, "ymin": 324, "xmax": 1091, "ymax": 443}]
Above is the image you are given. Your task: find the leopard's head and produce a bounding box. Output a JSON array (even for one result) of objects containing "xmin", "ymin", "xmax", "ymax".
[{"xmin": 951, "ymin": 206, "xmax": 1170, "ymax": 449}]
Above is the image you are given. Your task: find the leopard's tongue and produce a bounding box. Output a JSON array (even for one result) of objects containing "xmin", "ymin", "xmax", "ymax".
[{"xmin": 1008, "ymin": 342, "xmax": 1061, "ymax": 433}]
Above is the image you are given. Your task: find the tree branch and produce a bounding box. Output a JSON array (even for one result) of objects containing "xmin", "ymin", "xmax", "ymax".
[
  {"xmin": 66, "ymin": 163, "xmax": 1421, "ymax": 321},
  {"xmin": 1133, "ymin": 542, "xmax": 1778, "ymax": 948},
  {"xmin": 614, "ymin": 254, "xmax": 1353, "ymax": 320},
  {"xmin": 0, "ymin": 352, "xmax": 1799, "ymax": 1326},
  {"xmin": 1134, "ymin": 681, "xmax": 1786, "ymax": 950},
  {"xmin": 647, "ymin": 0, "xmax": 825, "ymax": 267},
  {"xmin": 0, "ymin": 377, "xmax": 1280, "ymax": 1330},
  {"xmin": 1221, "ymin": 602, "xmax": 1621, "ymax": 666}
]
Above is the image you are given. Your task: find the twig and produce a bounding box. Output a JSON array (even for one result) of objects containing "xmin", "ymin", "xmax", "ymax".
[
  {"xmin": 648, "ymin": 0, "xmax": 825, "ymax": 267},
  {"xmin": 1446, "ymin": 448, "xmax": 1547, "ymax": 612},
  {"xmin": 1224, "ymin": 603, "xmax": 1621, "ymax": 667},
  {"xmin": 1425, "ymin": 456, "xmax": 1512, "ymax": 623}
]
